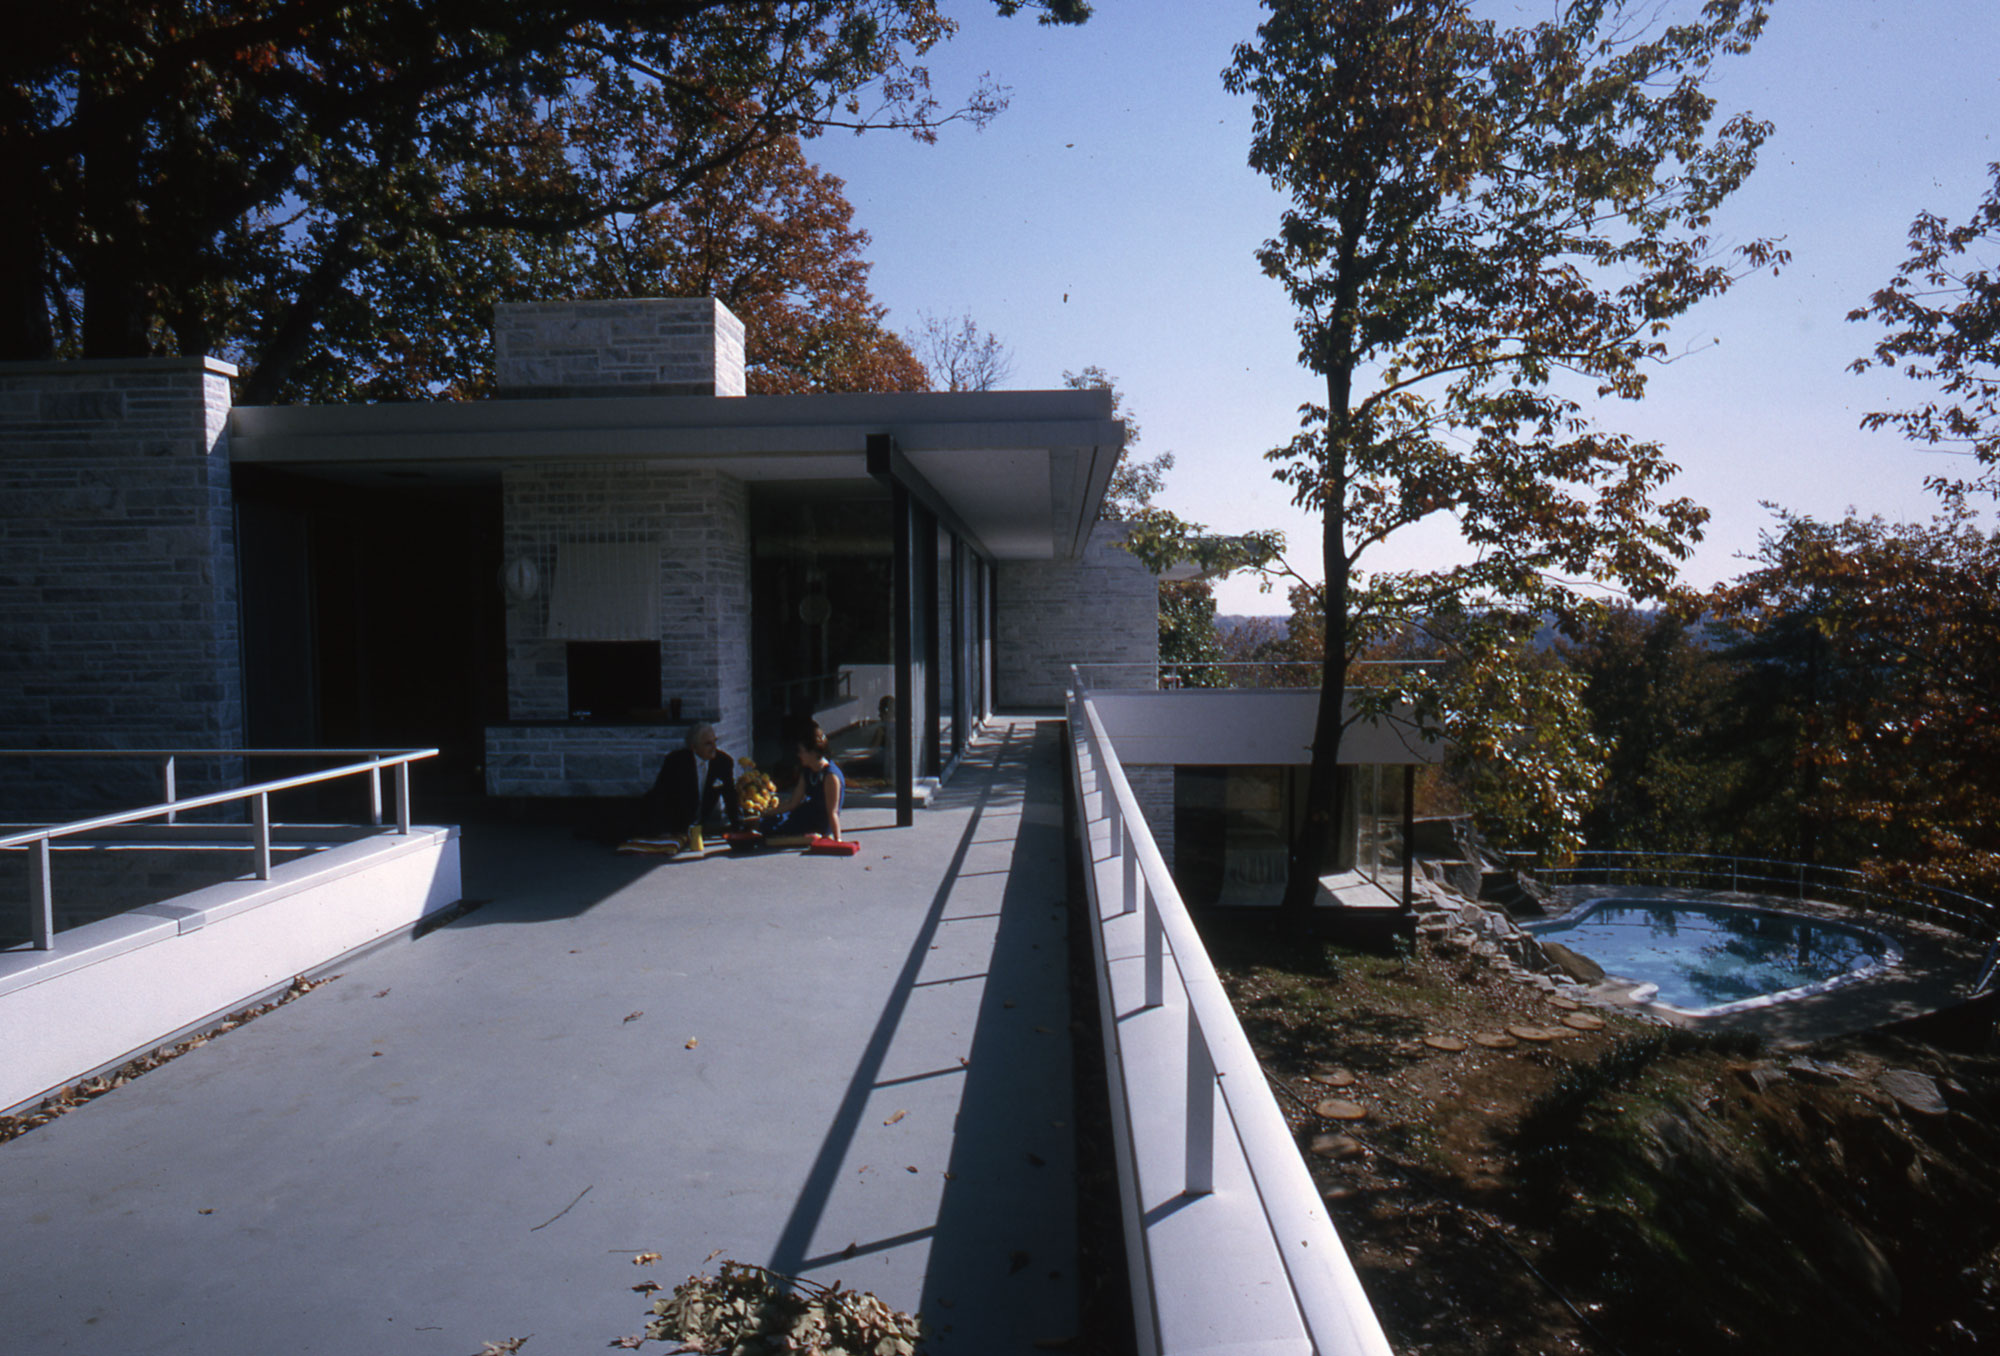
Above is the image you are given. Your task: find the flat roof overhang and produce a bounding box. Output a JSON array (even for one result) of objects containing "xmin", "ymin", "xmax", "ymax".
[{"xmin": 228, "ymin": 389, "xmax": 1126, "ymax": 562}]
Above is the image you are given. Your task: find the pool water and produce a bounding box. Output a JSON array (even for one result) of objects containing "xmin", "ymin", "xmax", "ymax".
[{"xmin": 1527, "ymin": 898, "xmax": 1898, "ymax": 1014}]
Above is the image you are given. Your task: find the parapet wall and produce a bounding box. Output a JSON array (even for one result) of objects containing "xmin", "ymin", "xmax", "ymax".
[
  {"xmin": 0, "ymin": 358, "xmax": 244, "ymax": 818},
  {"xmin": 995, "ymin": 521, "xmax": 1157, "ymax": 709}
]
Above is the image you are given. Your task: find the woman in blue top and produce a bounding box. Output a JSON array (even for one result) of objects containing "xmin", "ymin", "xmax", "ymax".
[{"xmin": 765, "ymin": 726, "xmax": 844, "ymax": 841}]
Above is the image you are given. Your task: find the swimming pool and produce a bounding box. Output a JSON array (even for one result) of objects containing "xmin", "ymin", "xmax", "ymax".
[{"xmin": 1526, "ymin": 898, "xmax": 1901, "ymax": 1015}]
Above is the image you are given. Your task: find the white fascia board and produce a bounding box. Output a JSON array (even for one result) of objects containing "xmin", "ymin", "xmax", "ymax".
[{"xmin": 1090, "ymin": 689, "xmax": 1446, "ymax": 766}]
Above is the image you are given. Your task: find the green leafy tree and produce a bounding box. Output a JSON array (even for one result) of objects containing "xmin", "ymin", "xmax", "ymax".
[
  {"xmin": 3, "ymin": 1, "xmax": 1085, "ymax": 399},
  {"xmin": 1711, "ymin": 502, "xmax": 2000, "ymax": 896},
  {"xmin": 1223, "ymin": 0, "xmax": 1782, "ymax": 920},
  {"xmin": 1850, "ymin": 163, "xmax": 2000, "ymax": 498},
  {"xmin": 1561, "ymin": 604, "xmax": 1737, "ymax": 854}
]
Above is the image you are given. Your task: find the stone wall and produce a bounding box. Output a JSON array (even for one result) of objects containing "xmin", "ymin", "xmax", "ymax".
[
  {"xmin": 1123, "ymin": 763, "xmax": 1176, "ymax": 870},
  {"xmin": 494, "ymin": 298, "xmax": 746, "ymax": 398},
  {"xmin": 496, "ymin": 463, "xmax": 752, "ymax": 789},
  {"xmin": 484, "ymin": 724, "xmax": 693, "ymax": 798},
  {"xmin": 995, "ymin": 521, "xmax": 1158, "ymax": 708},
  {"xmin": 0, "ymin": 358, "xmax": 243, "ymax": 819}
]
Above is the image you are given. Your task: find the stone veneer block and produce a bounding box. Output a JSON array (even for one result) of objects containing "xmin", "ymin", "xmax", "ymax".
[
  {"xmin": 500, "ymin": 464, "xmax": 751, "ymax": 763},
  {"xmin": 0, "ymin": 357, "xmax": 244, "ymax": 819},
  {"xmin": 484, "ymin": 725, "xmax": 694, "ymax": 798},
  {"xmin": 494, "ymin": 298, "xmax": 746, "ymax": 398},
  {"xmin": 1122, "ymin": 763, "xmax": 1177, "ymax": 871},
  {"xmin": 996, "ymin": 521, "xmax": 1159, "ymax": 708}
]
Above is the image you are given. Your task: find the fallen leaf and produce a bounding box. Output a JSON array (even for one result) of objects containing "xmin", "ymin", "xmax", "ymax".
[
  {"xmin": 478, "ymin": 1340, "xmax": 532, "ymax": 1355},
  {"xmin": 622, "ymin": 1011, "xmax": 644, "ymax": 1024},
  {"xmin": 198, "ymin": 1208, "xmax": 214, "ymax": 1215},
  {"xmin": 371, "ymin": 1051, "xmax": 383, "ymax": 1057},
  {"xmin": 684, "ymin": 1038, "xmax": 698, "ymax": 1049},
  {"xmin": 883, "ymin": 1109, "xmax": 907, "ymax": 1126},
  {"xmin": 631, "ymin": 1281, "xmax": 660, "ymax": 1294},
  {"xmin": 1009, "ymin": 1250, "xmax": 1031, "ymax": 1275},
  {"xmin": 1033, "ymin": 1026, "xmax": 1052, "ymax": 1034},
  {"xmin": 906, "ymin": 1165, "xmax": 919, "ymax": 1173},
  {"xmin": 842, "ymin": 1241, "xmax": 859, "ymax": 1259},
  {"xmin": 703, "ymin": 1248, "xmax": 724, "ymax": 1264},
  {"xmin": 374, "ymin": 989, "xmax": 391, "ymax": 998},
  {"xmin": 1025, "ymin": 1152, "xmax": 1046, "ymax": 1168},
  {"xmin": 609, "ymin": 1337, "xmax": 644, "ymax": 1350},
  {"xmin": 632, "ymin": 1252, "xmax": 661, "ymax": 1266}
]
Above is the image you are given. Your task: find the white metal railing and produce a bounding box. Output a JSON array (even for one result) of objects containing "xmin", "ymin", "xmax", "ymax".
[
  {"xmin": 1065, "ymin": 674, "xmax": 1392, "ymax": 1355},
  {"xmin": 2, "ymin": 748, "xmax": 437, "ymax": 952},
  {"xmin": 1071, "ymin": 659, "xmax": 1441, "ymax": 693}
]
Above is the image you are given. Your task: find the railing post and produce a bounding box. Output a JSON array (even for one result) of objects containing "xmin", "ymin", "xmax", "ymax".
[
  {"xmin": 29, "ymin": 837, "xmax": 54, "ymax": 951},
  {"xmin": 1122, "ymin": 843, "xmax": 1139, "ymax": 916},
  {"xmin": 1185, "ymin": 1009, "xmax": 1216, "ymax": 1196},
  {"xmin": 1144, "ymin": 886, "xmax": 1165, "ymax": 1010},
  {"xmin": 163, "ymin": 756, "xmax": 177, "ymax": 826},
  {"xmin": 369, "ymin": 765, "xmax": 384, "ymax": 827},
  {"xmin": 1106, "ymin": 794, "xmax": 1123, "ymax": 857},
  {"xmin": 396, "ymin": 760, "xmax": 412, "ymax": 834},
  {"xmin": 252, "ymin": 793, "xmax": 272, "ymax": 880}
]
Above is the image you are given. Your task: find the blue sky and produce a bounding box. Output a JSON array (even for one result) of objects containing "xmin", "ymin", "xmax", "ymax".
[{"xmin": 812, "ymin": 0, "xmax": 2000, "ymax": 613}]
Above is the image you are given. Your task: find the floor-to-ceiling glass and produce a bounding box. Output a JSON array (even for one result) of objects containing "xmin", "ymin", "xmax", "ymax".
[{"xmin": 749, "ymin": 484, "xmax": 894, "ymax": 776}]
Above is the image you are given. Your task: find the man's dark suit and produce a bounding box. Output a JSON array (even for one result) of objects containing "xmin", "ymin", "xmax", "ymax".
[{"xmin": 645, "ymin": 747, "xmax": 742, "ymax": 834}]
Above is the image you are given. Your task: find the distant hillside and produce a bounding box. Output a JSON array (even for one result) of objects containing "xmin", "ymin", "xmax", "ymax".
[{"xmin": 1215, "ymin": 614, "xmax": 1288, "ymax": 640}]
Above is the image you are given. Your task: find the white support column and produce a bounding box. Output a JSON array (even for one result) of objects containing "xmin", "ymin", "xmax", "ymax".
[{"xmin": 28, "ymin": 837, "xmax": 53, "ymax": 951}]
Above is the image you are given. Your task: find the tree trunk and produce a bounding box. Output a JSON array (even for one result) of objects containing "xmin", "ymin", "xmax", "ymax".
[
  {"xmin": 0, "ymin": 194, "xmax": 54, "ymax": 360},
  {"xmin": 238, "ymin": 221, "xmax": 367, "ymax": 405},
  {"xmin": 1281, "ymin": 366, "xmax": 1355, "ymax": 926},
  {"xmin": 1280, "ymin": 497, "xmax": 1350, "ymax": 925}
]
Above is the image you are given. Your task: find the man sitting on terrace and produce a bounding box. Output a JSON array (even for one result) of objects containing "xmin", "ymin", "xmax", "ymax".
[{"xmin": 641, "ymin": 723, "xmax": 742, "ymax": 848}]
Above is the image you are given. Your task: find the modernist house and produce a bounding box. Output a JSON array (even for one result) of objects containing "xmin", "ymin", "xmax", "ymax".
[
  {"xmin": 0, "ymin": 299, "xmax": 1156, "ymax": 823},
  {"xmin": 1, "ymin": 296, "xmax": 1436, "ymax": 886}
]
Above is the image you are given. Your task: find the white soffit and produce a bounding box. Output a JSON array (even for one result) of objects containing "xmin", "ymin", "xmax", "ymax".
[
  {"xmin": 227, "ymin": 390, "xmax": 1125, "ymax": 559},
  {"xmin": 905, "ymin": 447, "xmax": 1049, "ymax": 557}
]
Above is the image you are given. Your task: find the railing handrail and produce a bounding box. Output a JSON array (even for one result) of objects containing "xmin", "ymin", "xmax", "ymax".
[
  {"xmin": 0, "ymin": 747, "xmax": 433, "ymax": 759},
  {"xmin": 6, "ymin": 748, "xmax": 438, "ymax": 953},
  {"xmin": 0, "ymin": 750, "xmax": 436, "ymax": 851},
  {"xmin": 1067, "ymin": 673, "xmax": 1392, "ymax": 1355},
  {"xmin": 1521, "ymin": 848, "xmax": 1998, "ymax": 921}
]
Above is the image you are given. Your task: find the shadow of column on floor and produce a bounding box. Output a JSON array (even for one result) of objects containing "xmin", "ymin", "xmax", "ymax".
[{"xmin": 763, "ymin": 722, "xmax": 1080, "ymax": 1350}]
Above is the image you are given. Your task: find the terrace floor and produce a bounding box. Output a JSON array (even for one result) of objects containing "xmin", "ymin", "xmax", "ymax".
[{"xmin": 0, "ymin": 719, "xmax": 1082, "ymax": 1354}]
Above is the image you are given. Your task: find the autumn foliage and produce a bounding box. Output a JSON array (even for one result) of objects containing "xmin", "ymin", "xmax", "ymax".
[{"xmin": 1, "ymin": 1, "xmax": 1083, "ymax": 401}]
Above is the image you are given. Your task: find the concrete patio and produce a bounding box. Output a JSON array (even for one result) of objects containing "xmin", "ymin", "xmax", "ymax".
[{"xmin": 0, "ymin": 719, "xmax": 1083, "ymax": 1354}]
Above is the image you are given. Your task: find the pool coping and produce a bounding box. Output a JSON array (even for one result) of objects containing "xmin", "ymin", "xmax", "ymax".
[
  {"xmin": 1525, "ymin": 884, "xmax": 1991, "ymax": 1044},
  {"xmin": 1526, "ymin": 895, "xmax": 1905, "ymax": 1018}
]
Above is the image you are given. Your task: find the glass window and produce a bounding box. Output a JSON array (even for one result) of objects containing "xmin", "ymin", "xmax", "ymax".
[{"xmin": 749, "ymin": 486, "xmax": 893, "ymax": 776}]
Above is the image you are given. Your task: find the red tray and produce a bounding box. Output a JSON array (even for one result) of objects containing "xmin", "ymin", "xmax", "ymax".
[{"xmin": 808, "ymin": 836, "xmax": 860, "ymax": 856}]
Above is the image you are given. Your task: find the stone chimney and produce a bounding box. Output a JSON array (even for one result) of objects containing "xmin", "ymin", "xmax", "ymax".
[{"xmin": 493, "ymin": 298, "xmax": 746, "ymax": 398}]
